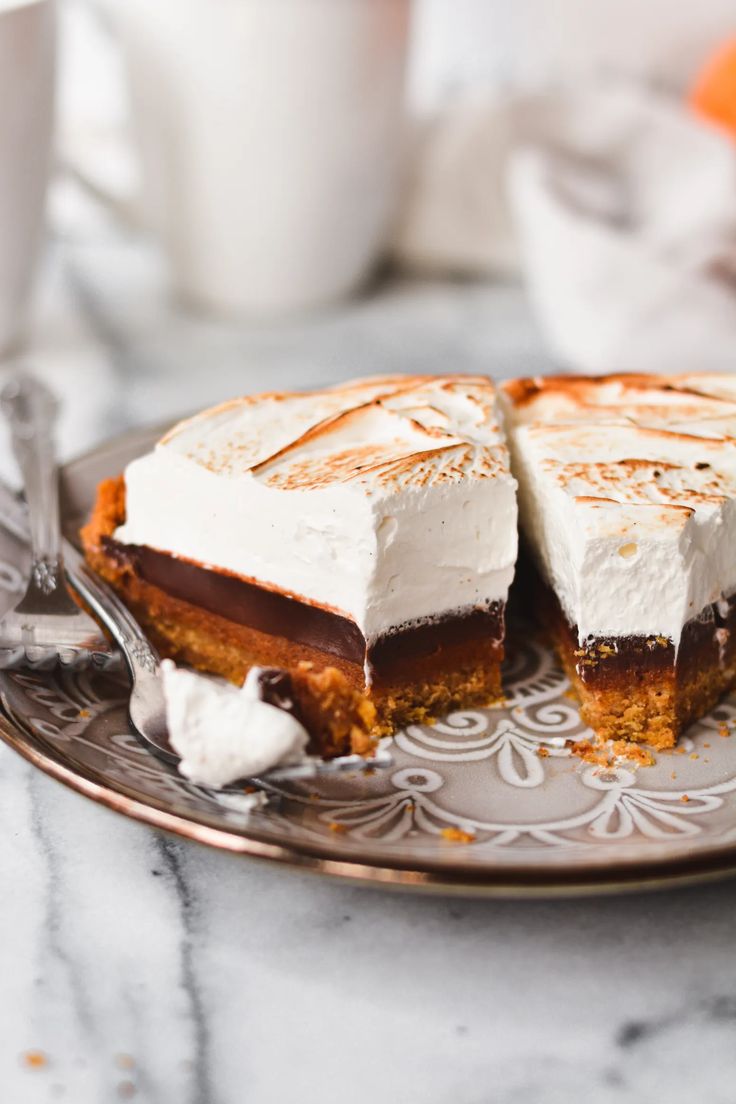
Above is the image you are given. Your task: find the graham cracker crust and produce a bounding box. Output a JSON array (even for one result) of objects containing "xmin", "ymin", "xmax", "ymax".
[{"xmin": 81, "ymin": 476, "xmax": 505, "ymax": 742}]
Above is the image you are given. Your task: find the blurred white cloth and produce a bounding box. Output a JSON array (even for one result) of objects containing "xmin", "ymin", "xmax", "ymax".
[
  {"xmin": 510, "ymin": 85, "xmax": 736, "ymax": 373},
  {"xmin": 393, "ymin": 82, "xmax": 736, "ymax": 374}
]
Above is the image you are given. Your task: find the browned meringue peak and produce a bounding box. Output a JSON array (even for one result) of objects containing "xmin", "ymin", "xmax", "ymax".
[
  {"xmin": 164, "ymin": 374, "xmax": 510, "ymax": 492},
  {"xmin": 523, "ymin": 422, "xmax": 736, "ymax": 509},
  {"xmin": 502, "ymin": 372, "xmax": 736, "ymax": 432},
  {"xmin": 502, "ymin": 375, "xmax": 736, "ymax": 509}
]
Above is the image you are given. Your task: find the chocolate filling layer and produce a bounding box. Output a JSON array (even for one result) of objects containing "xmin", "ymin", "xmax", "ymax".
[
  {"xmin": 104, "ymin": 538, "xmax": 504, "ymax": 672},
  {"xmin": 571, "ymin": 595, "xmax": 736, "ymax": 684}
]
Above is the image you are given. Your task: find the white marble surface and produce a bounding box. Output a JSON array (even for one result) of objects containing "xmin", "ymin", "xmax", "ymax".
[{"xmin": 2, "ymin": 203, "xmax": 736, "ymax": 1104}]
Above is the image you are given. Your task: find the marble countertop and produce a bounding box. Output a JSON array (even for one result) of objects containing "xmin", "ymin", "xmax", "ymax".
[{"xmin": 1, "ymin": 206, "xmax": 735, "ymax": 1104}]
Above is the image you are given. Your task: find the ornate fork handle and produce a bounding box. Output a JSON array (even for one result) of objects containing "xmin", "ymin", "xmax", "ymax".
[
  {"xmin": 1, "ymin": 376, "xmax": 65, "ymax": 598},
  {"xmin": 0, "ymin": 377, "xmax": 158, "ymax": 682}
]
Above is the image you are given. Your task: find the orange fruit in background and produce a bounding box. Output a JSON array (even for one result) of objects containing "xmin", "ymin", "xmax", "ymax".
[{"xmin": 690, "ymin": 37, "xmax": 736, "ymax": 139}]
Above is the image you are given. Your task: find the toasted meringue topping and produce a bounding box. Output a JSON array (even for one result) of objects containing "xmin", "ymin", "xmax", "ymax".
[
  {"xmin": 116, "ymin": 375, "xmax": 518, "ymax": 643},
  {"xmin": 161, "ymin": 375, "xmax": 509, "ymax": 489},
  {"xmin": 500, "ymin": 373, "xmax": 736, "ymax": 645}
]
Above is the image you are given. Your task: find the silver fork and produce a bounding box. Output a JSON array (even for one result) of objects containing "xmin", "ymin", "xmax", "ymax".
[{"xmin": 0, "ymin": 375, "xmax": 115, "ymax": 671}]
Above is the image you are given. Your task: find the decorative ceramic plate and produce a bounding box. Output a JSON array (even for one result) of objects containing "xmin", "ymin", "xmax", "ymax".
[{"xmin": 2, "ymin": 426, "xmax": 736, "ymax": 897}]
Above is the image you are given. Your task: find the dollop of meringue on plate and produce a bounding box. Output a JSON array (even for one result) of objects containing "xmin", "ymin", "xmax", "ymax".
[{"xmin": 161, "ymin": 660, "xmax": 309, "ymax": 788}]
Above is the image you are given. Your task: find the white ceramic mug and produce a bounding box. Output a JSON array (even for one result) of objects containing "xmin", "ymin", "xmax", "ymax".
[
  {"xmin": 83, "ymin": 0, "xmax": 411, "ymax": 317},
  {"xmin": 0, "ymin": 0, "xmax": 55, "ymax": 356}
]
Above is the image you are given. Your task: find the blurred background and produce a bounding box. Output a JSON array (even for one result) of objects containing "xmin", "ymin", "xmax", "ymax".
[
  {"xmin": 3, "ymin": 9, "xmax": 736, "ymax": 1102},
  {"xmin": 2, "ymin": 0, "xmax": 736, "ymax": 471}
]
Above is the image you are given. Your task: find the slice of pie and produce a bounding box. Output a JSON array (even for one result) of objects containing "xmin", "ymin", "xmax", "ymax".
[
  {"xmin": 82, "ymin": 374, "xmax": 518, "ymax": 742},
  {"xmin": 499, "ymin": 373, "xmax": 736, "ymax": 749}
]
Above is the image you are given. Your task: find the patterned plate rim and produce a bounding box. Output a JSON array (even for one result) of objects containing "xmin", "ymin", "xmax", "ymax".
[{"xmin": 5, "ymin": 705, "xmax": 736, "ymax": 897}]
